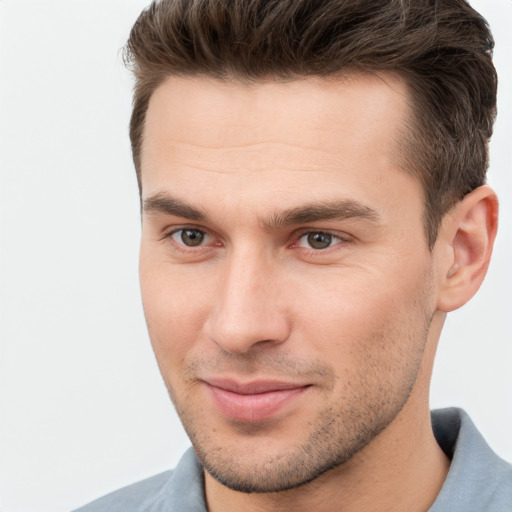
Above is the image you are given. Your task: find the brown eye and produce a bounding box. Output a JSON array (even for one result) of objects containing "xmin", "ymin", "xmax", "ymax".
[
  {"xmin": 297, "ymin": 231, "xmax": 344, "ymax": 250},
  {"xmin": 172, "ymin": 229, "xmax": 206, "ymax": 247},
  {"xmin": 306, "ymin": 232, "xmax": 333, "ymax": 249}
]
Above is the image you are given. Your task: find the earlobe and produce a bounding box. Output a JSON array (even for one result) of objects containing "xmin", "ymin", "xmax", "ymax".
[{"xmin": 436, "ymin": 185, "xmax": 498, "ymax": 313}]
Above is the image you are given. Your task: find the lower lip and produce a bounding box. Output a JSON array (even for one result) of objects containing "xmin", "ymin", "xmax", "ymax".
[{"xmin": 206, "ymin": 384, "xmax": 309, "ymax": 422}]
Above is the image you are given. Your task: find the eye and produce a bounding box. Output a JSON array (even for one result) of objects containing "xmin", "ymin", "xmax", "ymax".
[
  {"xmin": 170, "ymin": 228, "xmax": 207, "ymax": 247},
  {"xmin": 297, "ymin": 231, "xmax": 343, "ymax": 250}
]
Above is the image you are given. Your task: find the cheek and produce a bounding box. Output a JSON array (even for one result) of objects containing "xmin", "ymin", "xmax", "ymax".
[
  {"xmin": 139, "ymin": 256, "xmax": 215, "ymax": 369},
  {"xmin": 293, "ymin": 263, "xmax": 432, "ymax": 368},
  {"xmin": 293, "ymin": 268, "xmax": 400, "ymax": 329}
]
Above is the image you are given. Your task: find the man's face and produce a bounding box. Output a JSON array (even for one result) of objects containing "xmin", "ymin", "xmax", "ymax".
[{"xmin": 139, "ymin": 74, "xmax": 439, "ymax": 492}]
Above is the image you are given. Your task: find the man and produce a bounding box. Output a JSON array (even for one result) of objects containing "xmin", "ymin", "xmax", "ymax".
[{"xmin": 75, "ymin": 0, "xmax": 512, "ymax": 510}]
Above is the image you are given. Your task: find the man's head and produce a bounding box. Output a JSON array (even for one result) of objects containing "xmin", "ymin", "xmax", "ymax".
[
  {"xmin": 125, "ymin": 0, "xmax": 497, "ymax": 247},
  {"xmin": 126, "ymin": 0, "xmax": 498, "ymax": 501}
]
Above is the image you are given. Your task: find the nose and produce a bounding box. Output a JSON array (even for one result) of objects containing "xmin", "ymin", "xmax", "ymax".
[{"xmin": 203, "ymin": 249, "xmax": 291, "ymax": 354}]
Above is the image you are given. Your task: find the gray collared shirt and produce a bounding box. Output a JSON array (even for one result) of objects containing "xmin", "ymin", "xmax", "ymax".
[{"xmin": 73, "ymin": 408, "xmax": 512, "ymax": 511}]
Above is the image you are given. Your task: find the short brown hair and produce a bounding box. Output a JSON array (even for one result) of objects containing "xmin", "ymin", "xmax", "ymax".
[{"xmin": 124, "ymin": 0, "xmax": 497, "ymax": 247}]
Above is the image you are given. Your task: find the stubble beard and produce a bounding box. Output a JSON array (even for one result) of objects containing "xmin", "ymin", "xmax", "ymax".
[
  {"xmin": 161, "ymin": 274, "xmax": 435, "ymax": 494},
  {"xmin": 194, "ymin": 401, "xmax": 404, "ymax": 493},
  {"xmin": 169, "ymin": 326, "xmax": 431, "ymax": 494}
]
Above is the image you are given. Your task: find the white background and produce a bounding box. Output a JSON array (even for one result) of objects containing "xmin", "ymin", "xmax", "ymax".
[{"xmin": 0, "ymin": 1, "xmax": 510, "ymax": 511}]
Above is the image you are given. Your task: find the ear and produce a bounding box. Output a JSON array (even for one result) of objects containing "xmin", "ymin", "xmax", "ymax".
[{"xmin": 436, "ymin": 185, "xmax": 498, "ymax": 313}]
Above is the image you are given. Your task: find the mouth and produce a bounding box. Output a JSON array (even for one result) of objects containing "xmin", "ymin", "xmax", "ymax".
[{"xmin": 202, "ymin": 377, "xmax": 311, "ymax": 422}]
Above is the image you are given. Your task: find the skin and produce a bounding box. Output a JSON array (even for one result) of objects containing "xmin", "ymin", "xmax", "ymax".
[{"xmin": 138, "ymin": 74, "xmax": 497, "ymax": 512}]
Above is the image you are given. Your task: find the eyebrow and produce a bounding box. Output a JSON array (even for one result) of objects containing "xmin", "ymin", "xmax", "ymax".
[
  {"xmin": 263, "ymin": 200, "xmax": 381, "ymax": 229},
  {"xmin": 143, "ymin": 192, "xmax": 380, "ymax": 228},
  {"xmin": 143, "ymin": 193, "xmax": 207, "ymax": 221}
]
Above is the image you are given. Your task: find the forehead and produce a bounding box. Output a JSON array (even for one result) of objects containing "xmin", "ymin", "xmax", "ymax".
[
  {"xmin": 140, "ymin": 73, "xmax": 418, "ymax": 218},
  {"xmin": 143, "ymin": 74, "xmax": 409, "ymax": 158}
]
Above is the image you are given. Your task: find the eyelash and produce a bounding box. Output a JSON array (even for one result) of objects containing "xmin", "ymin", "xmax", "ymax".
[
  {"xmin": 165, "ymin": 227, "xmax": 351, "ymax": 254},
  {"xmin": 294, "ymin": 231, "xmax": 346, "ymax": 251},
  {"xmin": 167, "ymin": 228, "xmax": 215, "ymax": 252}
]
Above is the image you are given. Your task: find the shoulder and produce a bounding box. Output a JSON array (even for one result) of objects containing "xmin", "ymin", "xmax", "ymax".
[
  {"xmin": 430, "ymin": 408, "xmax": 512, "ymax": 512},
  {"xmin": 72, "ymin": 448, "xmax": 206, "ymax": 512},
  {"xmin": 72, "ymin": 470, "xmax": 174, "ymax": 512}
]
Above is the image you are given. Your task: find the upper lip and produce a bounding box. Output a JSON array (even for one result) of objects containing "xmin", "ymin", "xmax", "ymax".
[{"xmin": 203, "ymin": 377, "xmax": 310, "ymax": 395}]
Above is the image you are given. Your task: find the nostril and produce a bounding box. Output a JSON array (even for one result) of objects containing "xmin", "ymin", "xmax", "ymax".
[{"xmin": 204, "ymin": 315, "xmax": 291, "ymax": 354}]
